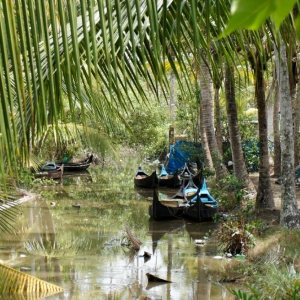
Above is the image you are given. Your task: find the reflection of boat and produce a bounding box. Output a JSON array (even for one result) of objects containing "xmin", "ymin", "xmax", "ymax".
[
  {"xmin": 148, "ymin": 219, "xmax": 185, "ymax": 253},
  {"xmin": 34, "ymin": 165, "xmax": 64, "ymax": 180},
  {"xmin": 134, "ymin": 165, "xmax": 158, "ymax": 188},
  {"xmin": 158, "ymin": 165, "xmax": 181, "ymax": 188},
  {"xmin": 185, "ymin": 220, "xmax": 219, "ymax": 241},
  {"xmin": 55, "ymin": 155, "xmax": 93, "ymax": 171},
  {"xmin": 62, "ymin": 170, "xmax": 93, "ymax": 183}
]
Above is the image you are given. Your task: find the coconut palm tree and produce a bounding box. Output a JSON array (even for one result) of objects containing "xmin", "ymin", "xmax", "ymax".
[
  {"xmin": 224, "ymin": 62, "xmax": 255, "ymax": 192},
  {"xmin": 276, "ymin": 33, "xmax": 300, "ymax": 228},
  {"xmin": 223, "ymin": 0, "xmax": 299, "ymax": 226}
]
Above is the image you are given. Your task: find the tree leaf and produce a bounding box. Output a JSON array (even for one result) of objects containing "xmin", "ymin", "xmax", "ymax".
[
  {"xmin": 271, "ymin": 0, "xmax": 296, "ymax": 29},
  {"xmin": 220, "ymin": 0, "xmax": 294, "ymax": 38}
]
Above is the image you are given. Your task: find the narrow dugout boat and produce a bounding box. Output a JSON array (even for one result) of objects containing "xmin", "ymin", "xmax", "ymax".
[
  {"xmin": 158, "ymin": 164, "xmax": 181, "ymax": 188},
  {"xmin": 34, "ymin": 165, "xmax": 64, "ymax": 180},
  {"xmin": 134, "ymin": 165, "xmax": 158, "ymax": 188},
  {"xmin": 55, "ymin": 155, "xmax": 93, "ymax": 172},
  {"xmin": 184, "ymin": 179, "xmax": 219, "ymax": 222},
  {"xmin": 178, "ymin": 160, "xmax": 204, "ymax": 188},
  {"xmin": 149, "ymin": 174, "xmax": 218, "ymax": 222}
]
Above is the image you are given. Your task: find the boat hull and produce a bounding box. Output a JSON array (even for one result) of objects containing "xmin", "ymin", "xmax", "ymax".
[
  {"xmin": 55, "ymin": 162, "xmax": 91, "ymax": 171},
  {"xmin": 134, "ymin": 170, "xmax": 158, "ymax": 188},
  {"xmin": 34, "ymin": 166, "xmax": 64, "ymax": 180},
  {"xmin": 185, "ymin": 198, "xmax": 219, "ymax": 222},
  {"xmin": 158, "ymin": 173, "xmax": 181, "ymax": 188},
  {"xmin": 55, "ymin": 155, "xmax": 93, "ymax": 172},
  {"xmin": 149, "ymin": 189, "xmax": 184, "ymax": 220}
]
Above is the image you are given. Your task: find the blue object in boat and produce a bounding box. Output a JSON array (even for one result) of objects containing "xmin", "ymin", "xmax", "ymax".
[
  {"xmin": 189, "ymin": 178, "xmax": 218, "ymax": 207},
  {"xmin": 42, "ymin": 162, "xmax": 57, "ymax": 171},
  {"xmin": 159, "ymin": 164, "xmax": 168, "ymax": 178}
]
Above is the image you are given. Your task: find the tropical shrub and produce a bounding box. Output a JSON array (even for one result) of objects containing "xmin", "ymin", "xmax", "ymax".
[{"xmin": 116, "ymin": 103, "xmax": 169, "ymax": 159}]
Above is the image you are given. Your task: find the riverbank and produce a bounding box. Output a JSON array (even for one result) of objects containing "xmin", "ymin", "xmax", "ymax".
[{"xmin": 220, "ymin": 173, "xmax": 300, "ymax": 298}]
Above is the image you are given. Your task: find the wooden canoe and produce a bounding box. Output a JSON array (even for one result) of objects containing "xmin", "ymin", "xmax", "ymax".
[
  {"xmin": 34, "ymin": 165, "xmax": 64, "ymax": 180},
  {"xmin": 158, "ymin": 169, "xmax": 182, "ymax": 188},
  {"xmin": 184, "ymin": 179, "xmax": 219, "ymax": 222},
  {"xmin": 134, "ymin": 165, "xmax": 158, "ymax": 188},
  {"xmin": 55, "ymin": 155, "xmax": 93, "ymax": 172}
]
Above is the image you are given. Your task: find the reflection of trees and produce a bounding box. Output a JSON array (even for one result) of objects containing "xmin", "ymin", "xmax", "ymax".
[
  {"xmin": 19, "ymin": 200, "xmax": 92, "ymax": 300},
  {"xmin": 196, "ymin": 246, "xmax": 211, "ymax": 300}
]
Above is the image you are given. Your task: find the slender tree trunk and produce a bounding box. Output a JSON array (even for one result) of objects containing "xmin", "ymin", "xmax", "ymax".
[
  {"xmin": 273, "ymin": 79, "xmax": 281, "ymax": 177},
  {"xmin": 200, "ymin": 104, "xmax": 213, "ymax": 168},
  {"xmin": 266, "ymin": 75, "xmax": 276, "ymax": 142},
  {"xmin": 199, "ymin": 57, "xmax": 227, "ymax": 178},
  {"xmin": 215, "ymin": 82, "xmax": 223, "ymax": 156},
  {"xmin": 294, "ymin": 82, "xmax": 300, "ymax": 167},
  {"xmin": 288, "ymin": 56, "xmax": 299, "ymax": 166},
  {"xmin": 225, "ymin": 64, "xmax": 255, "ymax": 192},
  {"xmin": 255, "ymin": 60, "xmax": 275, "ymax": 209},
  {"xmin": 277, "ymin": 35, "xmax": 300, "ymax": 228},
  {"xmin": 170, "ymin": 71, "xmax": 175, "ymax": 121}
]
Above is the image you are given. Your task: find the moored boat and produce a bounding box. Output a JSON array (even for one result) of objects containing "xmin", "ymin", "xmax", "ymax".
[
  {"xmin": 184, "ymin": 179, "xmax": 219, "ymax": 222},
  {"xmin": 158, "ymin": 164, "xmax": 181, "ymax": 188},
  {"xmin": 41, "ymin": 155, "xmax": 93, "ymax": 172},
  {"xmin": 134, "ymin": 165, "xmax": 158, "ymax": 188},
  {"xmin": 149, "ymin": 175, "xmax": 218, "ymax": 222},
  {"xmin": 149, "ymin": 189, "xmax": 186, "ymax": 220},
  {"xmin": 178, "ymin": 160, "xmax": 204, "ymax": 188},
  {"xmin": 34, "ymin": 165, "xmax": 64, "ymax": 180},
  {"xmin": 55, "ymin": 155, "xmax": 93, "ymax": 171}
]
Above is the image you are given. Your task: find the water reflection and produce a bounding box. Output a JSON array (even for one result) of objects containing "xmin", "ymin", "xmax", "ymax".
[{"xmin": 0, "ymin": 168, "xmax": 236, "ymax": 300}]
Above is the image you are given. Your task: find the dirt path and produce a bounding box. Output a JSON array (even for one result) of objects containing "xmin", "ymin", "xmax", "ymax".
[{"xmin": 249, "ymin": 173, "xmax": 300, "ymax": 209}]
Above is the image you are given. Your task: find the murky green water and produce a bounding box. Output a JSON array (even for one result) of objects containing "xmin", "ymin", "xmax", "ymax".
[{"xmin": 0, "ymin": 164, "xmax": 238, "ymax": 300}]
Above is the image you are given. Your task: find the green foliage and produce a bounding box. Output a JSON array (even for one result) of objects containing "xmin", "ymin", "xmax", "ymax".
[
  {"xmin": 211, "ymin": 174, "xmax": 262, "ymax": 256},
  {"xmin": 229, "ymin": 284, "xmax": 263, "ymax": 300},
  {"xmin": 250, "ymin": 263, "xmax": 300, "ymax": 299},
  {"xmin": 215, "ymin": 214, "xmax": 257, "ymax": 255},
  {"xmin": 116, "ymin": 104, "xmax": 169, "ymax": 159},
  {"xmin": 203, "ymin": 167, "xmax": 216, "ymax": 178},
  {"xmin": 210, "ymin": 174, "xmax": 247, "ymax": 211},
  {"xmin": 222, "ymin": 114, "xmax": 260, "ymax": 171},
  {"xmin": 175, "ymin": 87, "xmax": 200, "ymax": 142},
  {"xmin": 18, "ymin": 169, "xmax": 35, "ymax": 189},
  {"xmin": 221, "ymin": 0, "xmax": 295, "ymax": 37}
]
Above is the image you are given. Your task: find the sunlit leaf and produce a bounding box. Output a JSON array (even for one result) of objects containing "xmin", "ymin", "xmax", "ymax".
[{"xmin": 220, "ymin": 0, "xmax": 295, "ymax": 37}]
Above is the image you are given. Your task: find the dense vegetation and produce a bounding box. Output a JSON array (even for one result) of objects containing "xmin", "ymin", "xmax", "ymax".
[{"xmin": 1, "ymin": 0, "xmax": 300, "ymax": 298}]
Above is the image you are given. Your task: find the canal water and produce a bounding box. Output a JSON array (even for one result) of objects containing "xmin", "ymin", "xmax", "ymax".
[{"xmin": 0, "ymin": 162, "xmax": 238, "ymax": 300}]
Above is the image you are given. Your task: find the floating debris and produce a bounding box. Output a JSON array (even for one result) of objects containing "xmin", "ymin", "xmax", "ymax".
[
  {"xmin": 143, "ymin": 251, "xmax": 152, "ymax": 258},
  {"xmin": 146, "ymin": 273, "xmax": 172, "ymax": 283}
]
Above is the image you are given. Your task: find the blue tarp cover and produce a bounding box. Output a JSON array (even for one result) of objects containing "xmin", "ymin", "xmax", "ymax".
[{"xmin": 166, "ymin": 140, "xmax": 201, "ymax": 174}]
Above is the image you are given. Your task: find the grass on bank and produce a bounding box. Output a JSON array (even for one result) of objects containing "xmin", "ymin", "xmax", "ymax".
[{"xmin": 210, "ymin": 174, "xmax": 300, "ymax": 299}]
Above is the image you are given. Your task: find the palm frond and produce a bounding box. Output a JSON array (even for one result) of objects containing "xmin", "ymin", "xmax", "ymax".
[{"xmin": 0, "ymin": 263, "xmax": 63, "ymax": 296}]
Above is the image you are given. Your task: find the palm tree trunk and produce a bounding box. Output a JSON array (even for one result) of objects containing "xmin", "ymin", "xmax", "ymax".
[
  {"xmin": 170, "ymin": 71, "xmax": 176, "ymax": 121},
  {"xmin": 273, "ymin": 80, "xmax": 281, "ymax": 177},
  {"xmin": 294, "ymin": 81, "xmax": 300, "ymax": 167},
  {"xmin": 215, "ymin": 82, "xmax": 223, "ymax": 156},
  {"xmin": 254, "ymin": 59, "xmax": 275, "ymax": 209},
  {"xmin": 225, "ymin": 63, "xmax": 255, "ymax": 192},
  {"xmin": 199, "ymin": 56, "xmax": 227, "ymax": 177},
  {"xmin": 200, "ymin": 105, "xmax": 213, "ymax": 168},
  {"xmin": 277, "ymin": 35, "xmax": 300, "ymax": 228}
]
